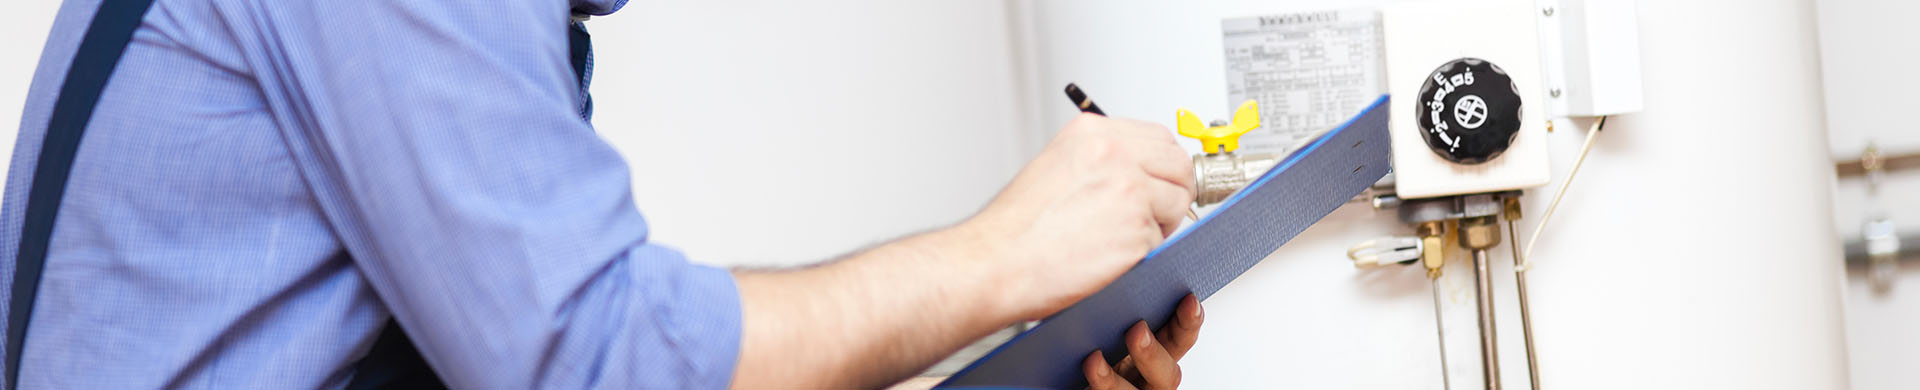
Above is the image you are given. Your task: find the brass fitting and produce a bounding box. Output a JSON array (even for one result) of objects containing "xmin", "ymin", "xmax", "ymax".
[
  {"xmin": 1416, "ymin": 221, "xmax": 1446, "ymax": 279},
  {"xmin": 1503, "ymin": 196, "xmax": 1522, "ymax": 221},
  {"xmin": 1458, "ymin": 216, "xmax": 1502, "ymax": 251}
]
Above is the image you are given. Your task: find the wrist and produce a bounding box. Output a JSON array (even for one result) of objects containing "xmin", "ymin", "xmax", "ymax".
[{"xmin": 932, "ymin": 219, "xmax": 1031, "ymax": 322}]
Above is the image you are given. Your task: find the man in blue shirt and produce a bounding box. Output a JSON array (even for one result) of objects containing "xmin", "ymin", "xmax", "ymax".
[{"xmin": 2, "ymin": 0, "xmax": 1203, "ymax": 388}]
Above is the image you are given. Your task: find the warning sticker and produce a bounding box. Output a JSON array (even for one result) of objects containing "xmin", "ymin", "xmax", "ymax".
[{"xmin": 1222, "ymin": 9, "xmax": 1387, "ymax": 155}]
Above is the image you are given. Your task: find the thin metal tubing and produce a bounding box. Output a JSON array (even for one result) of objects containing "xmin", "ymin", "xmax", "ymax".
[
  {"xmin": 1431, "ymin": 278, "xmax": 1452, "ymax": 390},
  {"xmin": 1510, "ymin": 218, "xmax": 1540, "ymax": 390},
  {"xmin": 1473, "ymin": 249, "xmax": 1500, "ymax": 390}
]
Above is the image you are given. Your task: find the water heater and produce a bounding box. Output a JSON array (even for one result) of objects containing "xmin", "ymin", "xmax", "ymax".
[{"xmin": 1015, "ymin": 0, "xmax": 1848, "ymax": 388}]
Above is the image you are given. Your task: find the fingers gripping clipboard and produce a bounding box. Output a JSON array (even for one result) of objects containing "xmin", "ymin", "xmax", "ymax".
[{"xmin": 939, "ymin": 96, "xmax": 1392, "ymax": 389}]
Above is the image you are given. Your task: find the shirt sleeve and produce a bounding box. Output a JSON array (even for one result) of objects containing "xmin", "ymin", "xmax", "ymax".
[{"xmin": 227, "ymin": 0, "xmax": 739, "ymax": 388}]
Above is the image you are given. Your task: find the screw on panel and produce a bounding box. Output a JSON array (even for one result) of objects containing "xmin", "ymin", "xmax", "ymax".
[
  {"xmin": 1542, "ymin": 7, "xmax": 1555, "ymax": 17},
  {"xmin": 1549, "ymin": 89, "xmax": 1563, "ymax": 98}
]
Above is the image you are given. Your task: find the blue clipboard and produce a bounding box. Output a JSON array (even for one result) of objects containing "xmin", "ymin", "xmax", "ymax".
[{"xmin": 938, "ymin": 96, "xmax": 1393, "ymax": 389}]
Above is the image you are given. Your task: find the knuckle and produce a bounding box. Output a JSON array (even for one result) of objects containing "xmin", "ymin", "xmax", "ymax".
[
  {"xmin": 1165, "ymin": 144, "xmax": 1193, "ymax": 164},
  {"xmin": 1118, "ymin": 118, "xmax": 1157, "ymax": 131},
  {"xmin": 1066, "ymin": 114, "xmax": 1104, "ymax": 135},
  {"xmin": 1065, "ymin": 113, "xmax": 1093, "ymax": 128},
  {"xmin": 1127, "ymin": 120, "xmax": 1177, "ymax": 142},
  {"xmin": 1160, "ymin": 186, "xmax": 1187, "ymax": 204},
  {"xmin": 1148, "ymin": 123, "xmax": 1177, "ymax": 142}
]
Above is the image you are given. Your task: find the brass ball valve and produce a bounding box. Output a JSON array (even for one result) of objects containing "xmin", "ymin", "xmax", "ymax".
[{"xmin": 1177, "ymin": 100, "xmax": 1282, "ymax": 206}]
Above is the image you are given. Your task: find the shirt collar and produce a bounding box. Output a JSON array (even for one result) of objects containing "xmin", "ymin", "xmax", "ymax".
[{"xmin": 572, "ymin": 0, "xmax": 628, "ymax": 17}]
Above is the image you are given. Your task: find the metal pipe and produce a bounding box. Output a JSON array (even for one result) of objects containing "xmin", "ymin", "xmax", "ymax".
[
  {"xmin": 1842, "ymin": 233, "xmax": 1920, "ymax": 265},
  {"xmin": 1835, "ymin": 150, "xmax": 1920, "ymax": 177},
  {"xmin": 1473, "ymin": 249, "xmax": 1501, "ymax": 390},
  {"xmin": 1431, "ymin": 277, "xmax": 1453, "ymax": 390},
  {"xmin": 1509, "ymin": 217, "xmax": 1540, "ymax": 390},
  {"xmin": 1515, "ymin": 271, "xmax": 1538, "ymax": 388}
]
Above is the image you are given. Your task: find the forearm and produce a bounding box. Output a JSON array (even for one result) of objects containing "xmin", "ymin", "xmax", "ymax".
[
  {"xmin": 726, "ymin": 114, "xmax": 1198, "ymax": 388},
  {"xmin": 730, "ymin": 225, "xmax": 1022, "ymax": 389}
]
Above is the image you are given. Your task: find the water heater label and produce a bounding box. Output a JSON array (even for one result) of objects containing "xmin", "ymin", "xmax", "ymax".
[{"xmin": 1222, "ymin": 9, "xmax": 1387, "ymax": 155}]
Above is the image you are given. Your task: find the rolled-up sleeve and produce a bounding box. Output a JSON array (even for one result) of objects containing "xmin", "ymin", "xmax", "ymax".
[{"xmin": 223, "ymin": 0, "xmax": 740, "ymax": 387}]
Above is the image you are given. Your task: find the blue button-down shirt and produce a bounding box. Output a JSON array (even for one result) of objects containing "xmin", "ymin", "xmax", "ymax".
[{"xmin": 0, "ymin": 0, "xmax": 742, "ymax": 388}]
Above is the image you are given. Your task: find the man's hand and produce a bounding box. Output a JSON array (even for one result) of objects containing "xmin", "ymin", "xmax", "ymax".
[
  {"xmin": 962, "ymin": 114, "xmax": 1196, "ymax": 319},
  {"xmin": 731, "ymin": 115, "xmax": 1196, "ymax": 388},
  {"xmin": 1083, "ymin": 294, "xmax": 1204, "ymax": 390},
  {"xmin": 884, "ymin": 295, "xmax": 1204, "ymax": 390}
]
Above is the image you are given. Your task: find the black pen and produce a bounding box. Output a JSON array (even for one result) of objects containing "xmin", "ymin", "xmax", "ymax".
[{"xmin": 1063, "ymin": 83, "xmax": 1106, "ymax": 116}]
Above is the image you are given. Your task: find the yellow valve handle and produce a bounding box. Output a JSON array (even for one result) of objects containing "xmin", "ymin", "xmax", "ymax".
[{"xmin": 1176, "ymin": 100, "xmax": 1261, "ymax": 154}]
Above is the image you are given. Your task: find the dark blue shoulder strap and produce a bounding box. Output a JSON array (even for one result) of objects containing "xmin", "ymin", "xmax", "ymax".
[{"xmin": 6, "ymin": 0, "xmax": 160, "ymax": 386}]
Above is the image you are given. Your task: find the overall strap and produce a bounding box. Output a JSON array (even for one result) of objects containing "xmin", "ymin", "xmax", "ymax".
[{"xmin": 6, "ymin": 0, "xmax": 160, "ymax": 386}]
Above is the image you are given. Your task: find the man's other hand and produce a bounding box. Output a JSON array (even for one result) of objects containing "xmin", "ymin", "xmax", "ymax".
[
  {"xmin": 884, "ymin": 295, "xmax": 1203, "ymax": 390},
  {"xmin": 962, "ymin": 114, "xmax": 1196, "ymax": 320},
  {"xmin": 1083, "ymin": 294, "xmax": 1203, "ymax": 390}
]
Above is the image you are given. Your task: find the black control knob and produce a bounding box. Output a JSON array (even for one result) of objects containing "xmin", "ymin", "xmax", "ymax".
[{"xmin": 1414, "ymin": 58, "xmax": 1523, "ymax": 165}]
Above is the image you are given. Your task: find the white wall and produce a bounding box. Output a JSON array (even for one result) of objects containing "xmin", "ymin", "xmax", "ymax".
[
  {"xmin": 0, "ymin": 2, "xmax": 61, "ymax": 174},
  {"xmin": 589, "ymin": 1, "xmax": 1030, "ymax": 268}
]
